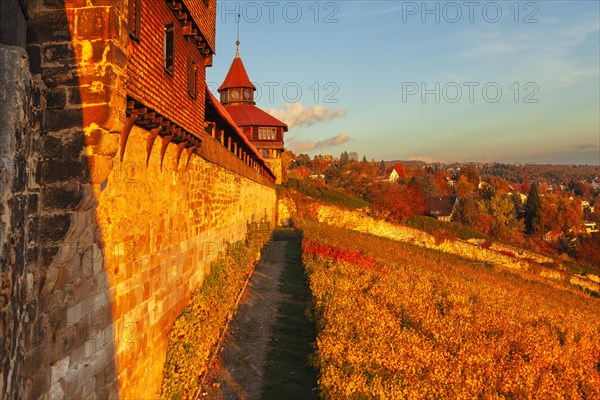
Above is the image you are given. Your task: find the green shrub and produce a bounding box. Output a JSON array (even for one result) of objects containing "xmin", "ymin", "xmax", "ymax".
[
  {"xmin": 405, "ymin": 215, "xmax": 489, "ymax": 241},
  {"xmin": 282, "ymin": 178, "xmax": 369, "ymax": 210}
]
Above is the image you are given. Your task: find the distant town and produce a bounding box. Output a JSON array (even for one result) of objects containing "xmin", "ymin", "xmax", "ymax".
[{"xmin": 285, "ymin": 152, "xmax": 600, "ymax": 266}]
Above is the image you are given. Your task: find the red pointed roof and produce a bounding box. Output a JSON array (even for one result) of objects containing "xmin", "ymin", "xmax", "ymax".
[
  {"xmin": 218, "ymin": 55, "xmax": 256, "ymax": 91},
  {"xmin": 225, "ymin": 105, "xmax": 288, "ymax": 131}
]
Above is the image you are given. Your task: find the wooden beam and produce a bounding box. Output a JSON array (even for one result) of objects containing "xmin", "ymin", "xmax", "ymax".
[
  {"xmin": 120, "ymin": 109, "xmax": 143, "ymax": 162},
  {"xmin": 185, "ymin": 145, "xmax": 196, "ymax": 171},
  {"xmin": 168, "ymin": 1, "xmax": 182, "ymax": 11},
  {"xmin": 160, "ymin": 135, "xmax": 173, "ymax": 171},
  {"xmin": 182, "ymin": 22, "xmax": 196, "ymax": 36},
  {"xmin": 145, "ymin": 127, "xmax": 161, "ymax": 167},
  {"xmin": 175, "ymin": 142, "xmax": 187, "ymax": 170}
]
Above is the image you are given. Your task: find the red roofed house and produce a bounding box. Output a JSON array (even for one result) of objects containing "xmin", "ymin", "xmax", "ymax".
[
  {"xmin": 425, "ymin": 196, "xmax": 458, "ymax": 222},
  {"xmin": 218, "ymin": 43, "xmax": 288, "ymax": 183},
  {"xmin": 388, "ymin": 163, "xmax": 405, "ymax": 182}
]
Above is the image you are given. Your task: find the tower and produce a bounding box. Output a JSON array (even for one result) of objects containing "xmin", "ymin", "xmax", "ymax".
[{"xmin": 218, "ymin": 41, "xmax": 287, "ymax": 183}]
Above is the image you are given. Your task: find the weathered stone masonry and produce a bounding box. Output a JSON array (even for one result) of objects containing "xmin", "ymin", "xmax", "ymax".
[{"xmin": 1, "ymin": 0, "xmax": 277, "ymax": 399}]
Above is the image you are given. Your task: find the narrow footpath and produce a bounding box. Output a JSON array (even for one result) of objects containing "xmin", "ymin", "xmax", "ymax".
[{"xmin": 203, "ymin": 232, "xmax": 318, "ymax": 399}]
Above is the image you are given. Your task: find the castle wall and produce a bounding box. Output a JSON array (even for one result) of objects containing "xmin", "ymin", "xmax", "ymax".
[{"xmin": 0, "ymin": 1, "xmax": 276, "ymax": 398}]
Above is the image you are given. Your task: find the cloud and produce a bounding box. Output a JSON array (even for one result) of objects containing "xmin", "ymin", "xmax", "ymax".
[
  {"xmin": 574, "ymin": 143, "xmax": 600, "ymax": 151},
  {"xmin": 403, "ymin": 155, "xmax": 440, "ymax": 164},
  {"xmin": 266, "ymin": 103, "xmax": 347, "ymax": 129},
  {"xmin": 288, "ymin": 133, "xmax": 350, "ymax": 153}
]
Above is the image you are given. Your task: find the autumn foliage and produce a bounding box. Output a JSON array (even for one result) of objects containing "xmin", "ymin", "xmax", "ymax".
[
  {"xmin": 373, "ymin": 184, "xmax": 425, "ymax": 221},
  {"xmin": 303, "ymin": 239, "xmax": 385, "ymax": 274},
  {"xmin": 301, "ymin": 220, "xmax": 600, "ymax": 399}
]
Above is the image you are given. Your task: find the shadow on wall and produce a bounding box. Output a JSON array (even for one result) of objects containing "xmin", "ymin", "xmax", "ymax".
[
  {"xmin": 0, "ymin": 0, "xmax": 119, "ymax": 398},
  {"xmin": 2, "ymin": 0, "xmax": 278, "ymax": 397}
]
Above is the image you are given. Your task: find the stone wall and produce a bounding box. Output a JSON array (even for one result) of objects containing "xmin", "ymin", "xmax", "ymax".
[
  {"xmin": 0, "ymin": 45, "xmax": 36, "ymax": 399},
  {"xmin": 93, "ymin": 125, "xmax": 276, "ymax": 399},
  {"xmin": 0, "ymin": 1, "xmax": 277, "ymax": 399},
  {"xmin": 266, "ymin": 158, "xmax": 283, "ymax": 185}
]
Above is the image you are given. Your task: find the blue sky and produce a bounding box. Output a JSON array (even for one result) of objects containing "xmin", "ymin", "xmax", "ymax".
[{"xmin": 206, "ymin": 1, "xmax": 600, "ymax": 164}]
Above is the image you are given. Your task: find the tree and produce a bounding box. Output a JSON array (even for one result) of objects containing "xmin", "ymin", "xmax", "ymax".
[
  {"xmin": 379, "ymin": 160, "xmax": 386, "ymax": 175},
  {"xmin": 296, "ymin": 154, "xmax": 311, "ymax": 167},
  {"xmin": 339, "ymin": 151, "xmax": 349, "ymax": 164},
  {"xmin": 454, "ymin": 195, "xmax": 480, "ymax": 227},
  {"xmin": 461, "ymin": 165, "xmax": 480, "ymax": 187},
  {"xmin": 480, "ymin": 195, "xmax": 521, "ymax": 240},
  {"xmin": 454, "ymin": 176, "xmax": 475, "ymax": 197},
  {"xmin": 540, "ymin": 194, "xmax": 584, "ymax": 233},
  {"xmin": 414, "ymin": 174, "xmax": 438, "ymax": 197},
  {"xmin": 361, "ymin": 155, "xmax": 367, "ymax": 163},
  {"xmin": 373, "ymin": 183, "xmax": 425, "ymax": 221},
  {"xmin": 434, "ymin": 173, "xmax": 452, "ymax": 196},
  {"xmin": 525, "ymin": 183, "xmax": 543, "ymax": 235}
]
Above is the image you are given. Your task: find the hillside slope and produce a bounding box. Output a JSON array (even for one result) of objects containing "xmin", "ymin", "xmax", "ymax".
[{"xmin": 301, "ymin": 220, "xmax": 600, "ymax": 399}]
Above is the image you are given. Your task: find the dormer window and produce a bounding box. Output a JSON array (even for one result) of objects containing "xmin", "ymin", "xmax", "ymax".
[{"xmin": 258, "ymin": 127, "xmax": 276, "ymax": 140}]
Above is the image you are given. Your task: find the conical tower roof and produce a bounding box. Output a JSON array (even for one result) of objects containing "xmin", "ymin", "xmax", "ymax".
[{"xmin": 218, "ymin": 52, "xmax": 255, "ymax": 91}]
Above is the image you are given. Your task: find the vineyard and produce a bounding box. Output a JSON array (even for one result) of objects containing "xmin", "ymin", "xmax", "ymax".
[{"xmin": 301, "ymin": 220, "xmax": 600, "ymax": 399}]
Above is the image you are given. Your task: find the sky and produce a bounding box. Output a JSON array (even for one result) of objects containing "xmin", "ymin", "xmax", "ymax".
[{"xmin": 206, "ymin": 0, "xmax": 600, "ymax": 165}]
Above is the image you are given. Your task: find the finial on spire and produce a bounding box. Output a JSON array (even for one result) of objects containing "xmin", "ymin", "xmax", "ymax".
[{"xmin": 235, "ymin": 11, "xmax": 241, "ymax": 58}]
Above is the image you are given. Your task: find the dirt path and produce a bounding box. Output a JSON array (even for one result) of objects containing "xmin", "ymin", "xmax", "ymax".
[{"xmin": 202, "ymin": 240, "xmax": 288, "ymax": 400}]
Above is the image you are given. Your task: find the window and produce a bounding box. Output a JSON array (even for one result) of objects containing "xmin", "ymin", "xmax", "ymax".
[
  {"xmin": 258, "ymin": 127, "xmax": 276, "ymax": 140},
  {"xmin": 188, "ymin": 56, "xmax": 197, "ymax": 98},
  {"xmin": 128, "ymin": 0, "xmax": 141, "ymax": 40},
  {"xmin": 262, "ymin": 149, "xmax": 269, "ymax": 158},
  {"xmin": 164, "ymin": 23, "xmax": 174, "ymax": 76}
]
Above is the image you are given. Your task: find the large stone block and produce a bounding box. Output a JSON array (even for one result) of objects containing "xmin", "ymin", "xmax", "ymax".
[
  {"xmin": 39, "ymin": 214, "xmax": 71, "ymax": 243},
  {"xmin": 42, "ymin": 42, "xmax": 76, "ymax": 65},
  {"xmin": 41, "ymin": 182, "xmax": 83, "ymax": 211},
  {"xmin": 76, "ymin": 7, "xmax": 109, "ymax": 40},
  {"xmin": 40, "ymin": 132, "xmax": 85, "ymax": 159},
  {"xmin": 26, "ymin": 11, "xmax": 72, "ymax": 44},
  {"xmin": 45, "ymin": 88, "xmax": 67, "ymax": 109},
  {"xmin": 36, "ymin": 159, "xmax": 88, "ymax": 184},
  {"xmin": 43, "ymin": 108, "xmax": 83, "ymax": 132},
  {"xmin": 41, "ymin": 65, "xmax": 79, "ymax": 88}
]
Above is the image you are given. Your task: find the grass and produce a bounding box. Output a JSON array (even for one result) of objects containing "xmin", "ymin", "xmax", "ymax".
[
  {"xmin": 405, "ymin": 215, "xmax": 489, "ymax": 241},
  {"xmin": 281, "ymin": 178, "xmax": 369, "ymax": 210},
  {"xmin": 262, "ymin": 232, "xmax": 319, "ymax": 400}
]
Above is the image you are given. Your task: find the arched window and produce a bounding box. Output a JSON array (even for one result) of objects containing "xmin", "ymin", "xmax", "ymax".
[{"xmin": 262, "ymin": 149, "xmax": 269, "ymax": 158}]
